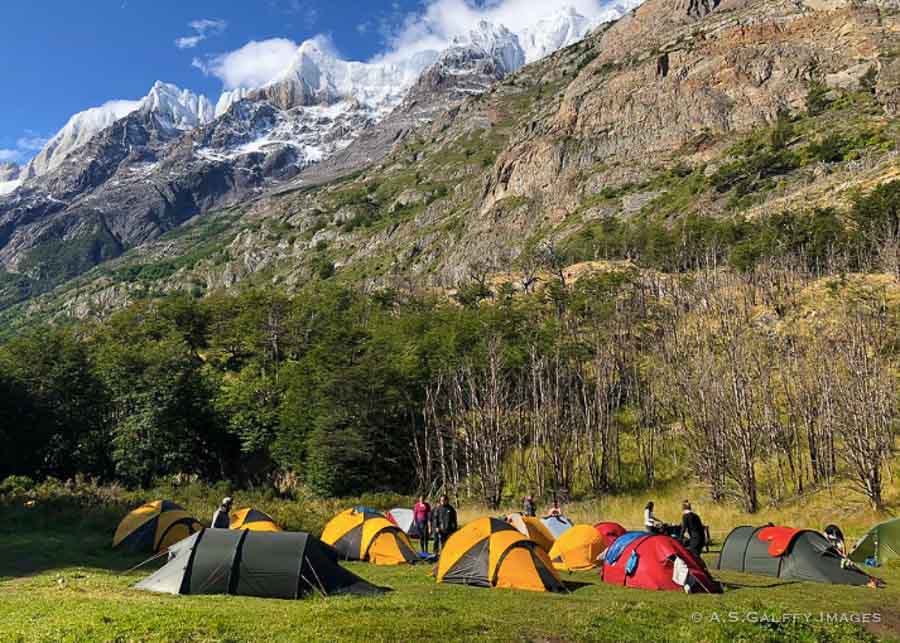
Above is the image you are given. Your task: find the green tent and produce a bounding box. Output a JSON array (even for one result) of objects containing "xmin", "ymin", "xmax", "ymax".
[
  {"xmin": 850, "ymin": 518, "xmax": 900, "ymax": 566},
  {"xmin": 135, "ymin": 528, "xmax": 382, "ymax": 599}
]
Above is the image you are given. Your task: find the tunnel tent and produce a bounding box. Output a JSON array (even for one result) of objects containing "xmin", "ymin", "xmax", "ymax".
[
  {"xmin": 850, "ymin": 517, "xmax": 900, "ymax": 567},
  {"xmin": 602, "ymin": 533, "xmax": 722, "ymax": 593},
  {"xmin": 436, "ymin": 517, "xmax": 565, "ymax": 592},
  {"xmin": 593, "ymin": 522, "xmax": 627, "ymax": 548},
  {"xmin": 322, "ymin": 507, "xmax": 418, "ymax": 565},
  {"xmin": 717, "ymin": 525, "xmax": 876, "ymax": 586},
  {"xmin": 135, "ymin": 528, "xmax": 381, "ymax": 599},
  {"xmin": 540, "ymin": 515, "xmax": 574, "ymax": 539},
  {"xmin": 506, "ymin": 513, "xmax": 556, "ymax": 552},
  {"xmin": 549, "ymin": 525, "xmax": 606, "ymax": 571},
  {"xmin": 113, "ymin": 500, "xmax": 203, "ymax": 553},
  {"xmin": 230, "ymin": 507, "xmax": 281, "ymax": 532}
]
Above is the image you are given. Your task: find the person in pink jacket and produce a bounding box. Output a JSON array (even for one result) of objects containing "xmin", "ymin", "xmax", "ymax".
[{"xmin": 413, "ymin": 496, "xmax": 432, "ymax": 553}]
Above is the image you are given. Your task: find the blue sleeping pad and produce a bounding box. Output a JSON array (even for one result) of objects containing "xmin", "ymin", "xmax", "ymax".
[{"xmin": 605, "ymin": 531, "xmax": 650, "ymax": 565}]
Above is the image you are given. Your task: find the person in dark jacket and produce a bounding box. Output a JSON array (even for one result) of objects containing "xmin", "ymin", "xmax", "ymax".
[
  {"xmin": 523, "ymin": 494, "xmax": 536, "ymax": 517},
  {"xmin": 432, "ymin": 495, "xmax": 458, "ymax": 555},
  {"xmin": 212, "ymin": 497, "xmax": 233, "ymax": 529},
  {"xmin": 680, "ymin": 500, "xmax": 706, "ymax": 558}
]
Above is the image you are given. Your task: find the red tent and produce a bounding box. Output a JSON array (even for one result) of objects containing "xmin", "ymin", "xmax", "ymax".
[
  {"xmin": 601, "ymin": 533, "xmax": 721, "ymax": 593},
  {"xmin": 593, "ymin": 522, "xmax": 626, "ymax": 548}
]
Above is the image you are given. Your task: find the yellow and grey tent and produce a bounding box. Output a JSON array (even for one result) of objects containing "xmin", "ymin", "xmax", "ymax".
[
  {"xmin": 230, "ymin": 508, "xmax": 281, "ymax": 532},
  {"xmin": 548, "ymin": 524, "xmax": 605, "ymax": 571},
  {"xmin": 113, "ymin": 500, "xmax": 203, "ymax": 553},
  {"xmin": 321, "ymin": 507, "xmax": 418, "ymax": 565},
  {"xmin": 436, "ymin": 517, "xmax": 565, "ymax": 592},
  {"xmin": 506, "ymin": 513, "xmax": 555, "ymax": 553}
]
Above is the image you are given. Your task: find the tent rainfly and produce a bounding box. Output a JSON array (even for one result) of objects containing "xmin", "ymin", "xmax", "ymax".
[{"xmin": 135, "ymin": 529, "xmax": 381, "ymax": 599}]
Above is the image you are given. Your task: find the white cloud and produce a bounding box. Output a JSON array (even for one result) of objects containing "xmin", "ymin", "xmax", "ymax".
[
  {"xmin": 175, "ymin": 18, "xmax": 227, "ymax": 50},
  {"xmin": 375, "ymin": 0, "xmax": 613, "ymax": 64},
  {"xmin": 16, "ymin": 133, "xmax": 49, "ymax": 152},
  {"xmin": 193, "ymin": 38, "xmax": 300, "ymax": 90},
  {"xmin": 0, "ymin": 131, "xmax": 51, "ymax": 164}
]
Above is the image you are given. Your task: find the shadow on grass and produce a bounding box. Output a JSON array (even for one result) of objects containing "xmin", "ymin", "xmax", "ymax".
[
  {"xmin": 563, "ymin": 580, "xmax": 594, "ymax": 592},
  {"xmin": 721, "ymin": 580, "xmax": 801, "ymax": 591},
  {"xmin": 0, "ymin": 497, "xmax": 145, "ymax": 580}
]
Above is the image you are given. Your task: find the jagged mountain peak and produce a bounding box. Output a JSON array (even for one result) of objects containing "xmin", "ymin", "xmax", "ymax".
[
  {"xmin": 140, "ymin": 81, "xmax": 215, "ymax": 131},
  {"xmin": 23, "ymin": 81, "xmax": 213, "ymax": 181}
]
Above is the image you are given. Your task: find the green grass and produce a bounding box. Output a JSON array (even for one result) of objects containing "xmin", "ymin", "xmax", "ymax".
[{"xmin": 2, "ymin": 482, "xmax": 899, "ymax": 642}]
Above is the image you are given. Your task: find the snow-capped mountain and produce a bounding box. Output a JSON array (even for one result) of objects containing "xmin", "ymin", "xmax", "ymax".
[
  {"xmin": 23, "ymin": 82, "xmax": 213, "ymax": 181},
  {"xmin": 24, "ymin": 99, "xmax": 142, "ymax": 179},
  {"xmin": 140, "ymin": 81, "xmax": 215, "ymax": 131},
  {"xmin": 0, "ymin": 4, "xmax": 638, "ymax": 292}
]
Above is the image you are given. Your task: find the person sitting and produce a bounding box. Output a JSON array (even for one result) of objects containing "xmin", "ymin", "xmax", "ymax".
[
  {"xmin": 824, "ymin": 524, "xmax": 847, "ymax": 556},
  {"xmin": 680, "ymin": 500, "xmax": 706, "ymax": 558},
  {"xmin": 644, "ymin": 501, "xmax": 664, "ymax": 534},
  {"xmin": 212, "ymin": 497, "xmax": 233, "ymax": 529},
  {"xmin": 545, "ymin": 501, "xmax": 562, "ymax": 518}
]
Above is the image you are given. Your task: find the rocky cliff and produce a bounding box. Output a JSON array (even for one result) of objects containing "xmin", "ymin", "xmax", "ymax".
[{"xmin": 3, "ymin": 0, "xmax": 900, "ymax": 327}]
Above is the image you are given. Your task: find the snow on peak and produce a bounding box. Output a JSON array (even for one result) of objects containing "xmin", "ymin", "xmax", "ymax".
[
  {"xmin": 24, "ymin": 99, "xmax": 143, "ymax": 178},
  {"xmin": 266, "ymin": 37, "xmax": 436, "ymax": 113},
  {"xmin": 518, "ymin": 8, "xmax": 596, "ymax": 64},
  {"xmin": 141, "ymin": 81, "xmax": 215, "ymax": 130},
  {"xmin": 24, "ymin": 82, "xmax": 214, "ymax": 180},
  {"xmin": 216, "ymin": 87, "xmax": 253, "ymax": 117}
]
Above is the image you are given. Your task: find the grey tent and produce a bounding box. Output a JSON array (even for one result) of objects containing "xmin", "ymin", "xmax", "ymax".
[
  {"xmin": 135, "ymin": 528, "xmax": 382, "ymax": 599},
  {"xmin": 716, "ymin": 525, "xmax": 874, "ymax": 586}
]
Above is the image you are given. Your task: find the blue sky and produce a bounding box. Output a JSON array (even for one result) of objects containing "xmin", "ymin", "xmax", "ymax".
[{"xmin": 0, "ymin": 0, "xmax": 612, "ymax": 164}]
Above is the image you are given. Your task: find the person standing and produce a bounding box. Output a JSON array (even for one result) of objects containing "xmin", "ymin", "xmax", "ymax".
[
  {"xmin": 212, "ymin": 497, "xmax": 233, "ymax": 529},
  {"xmin": 680, "ymin": 500, "xmax": 706, "ymax": 558},
  {"xmin": 644, "ymin": 501, "xmax": 664, "ymax": 534},
  {"xmin": 413, "ymin": 496, "xmax": 432, "ymax": 553},
  {"xmin": 523, "ymin": 494, "xmax": 536, "ymax": 517},
  {"xmin": 432, "ymin": 495, "xmax": 458, "ymax": 556},
  {"xmin": 545, "ymin": 500, "xmax": 562, "ymax": 518}
]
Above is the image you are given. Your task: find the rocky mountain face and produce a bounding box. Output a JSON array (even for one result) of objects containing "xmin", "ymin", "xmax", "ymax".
[
  {"xmin": 5, "ymin": 0, "xmax": 899, "ymax": 326},
  {"xmin": 0, "ymin": 7, "xmax": 614, "ymax": 300}
]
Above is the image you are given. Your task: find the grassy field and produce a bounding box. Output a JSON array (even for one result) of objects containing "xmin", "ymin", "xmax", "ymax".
[{"xmin": 1, "ymin": 478, "xmax": 899, "ymax": 642}]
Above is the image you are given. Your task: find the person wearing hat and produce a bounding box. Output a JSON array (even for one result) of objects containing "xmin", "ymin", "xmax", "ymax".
[{"xmin": 212, "ymin": 497, "xmax": 233, "ymax": 529}]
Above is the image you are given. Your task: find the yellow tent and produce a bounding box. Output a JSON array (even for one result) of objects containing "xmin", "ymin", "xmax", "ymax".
[
  {"xmin": 548, "ymin": 524, "xmax": 605, "ymax": 571},
  {"xmin": 436, "ymin": 517, "xmax": 564, "ymax": 592},
  {"xmin": 506, "ymin": 513, "xmax": 555, "ymax": 552},
  {"xmin": 230, "ymin": 507, "xmax": 281, "ymax": 532},
  {"xmin": 321, "ymin": 507, "xmax": 417, "ymax": 565},
  {"xmin": 113, "ymin": 500, "xmax": 203, "ymax": 553}
]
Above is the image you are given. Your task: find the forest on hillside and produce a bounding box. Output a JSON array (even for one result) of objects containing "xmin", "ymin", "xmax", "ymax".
[{"xmin": 1, "ymin": 180, "xmax": 898, "ymax": 512}]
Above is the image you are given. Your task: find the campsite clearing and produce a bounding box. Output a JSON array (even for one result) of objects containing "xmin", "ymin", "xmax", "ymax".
[{"xmin": 1, "ymin": 520, "xmax": 899, "ymax": 642}]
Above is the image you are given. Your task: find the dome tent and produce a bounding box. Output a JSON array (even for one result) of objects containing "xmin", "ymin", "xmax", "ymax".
[
  {"xmin": 135, "ymin": 529, "xmax": 381, "ymax": 599},
  {"xmin": 850, "ymin": 517, "xmax": 900, "ymax": 567},
  {"xmin": 230, "ymin": 507, "xmax": 281, "ymax": 532},
  {"xmin": 602, "ymin": 532, "xmax": 721, "ymax": 593},
  {"xmin": 549, "ymin": 525, "xmax": 605, "ymax": 571},
  {"xmin": 506, "ymin": 513, "xmax": 556, "ymax": 552},
  {"xmin": 322, "ymin": 507, "xmax": 418, "ymax": 565},
  {"xmin": 540, "ymin": 515, "xmax": 574, "ymax": 539},
  {"xmin": 436, "ymin": 517, "xmax": 565, "ymax": 592},
  {"xmin": 593, "ymin": 522, "xmax": 627, "ymax": 548},
  {"xmin": 113, "ymin": 500, "xmax": 203, "ymax": 553},
  {"xmin": 717, "ymin": 525, "xmax": 876, "ymax": 586},
  {"xmin": 386, "ymin": 508, "xmax": 423, "ymax": 539}
]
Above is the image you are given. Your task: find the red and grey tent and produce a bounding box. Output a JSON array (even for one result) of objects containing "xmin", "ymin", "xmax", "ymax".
[
  {"xmin": 601, "ymin": 532, "xmax": 721, "ymax": 593},
  {"xmin": 717, "ymin": 525, "xmax": 877, "ymax": 586},
  {"xmin": 593, "ymin": 522, "xmax": 626, "ymax": 548}
]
